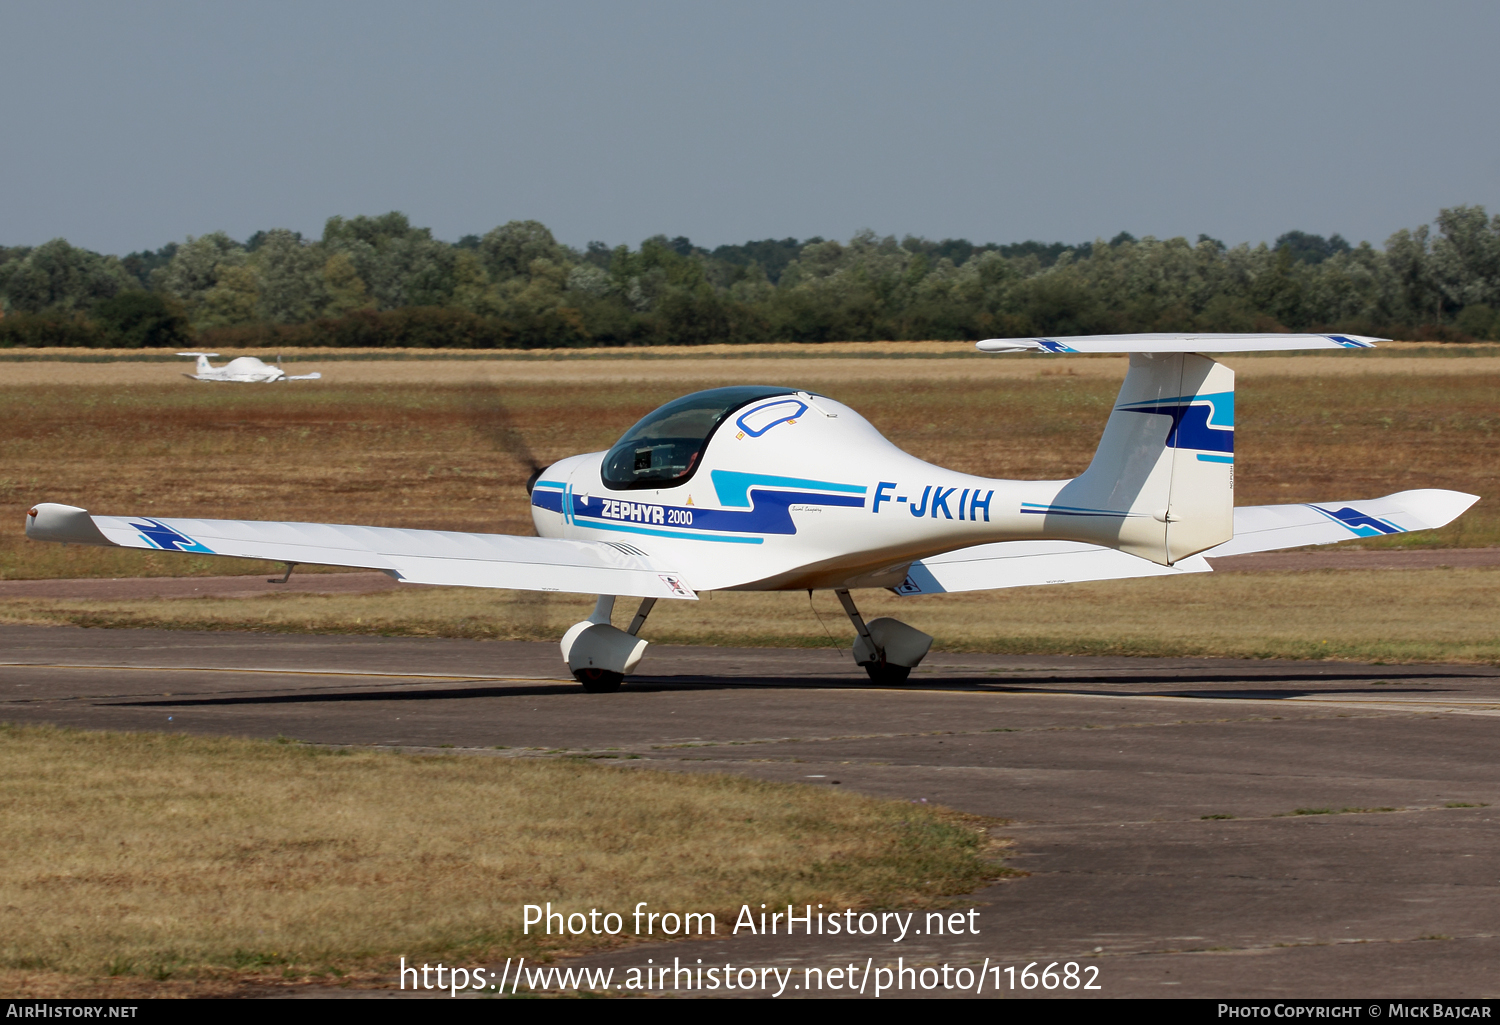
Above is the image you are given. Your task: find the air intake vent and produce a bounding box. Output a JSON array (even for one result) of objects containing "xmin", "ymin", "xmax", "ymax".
[{"xmin": 602, "ymin": 541, "xmax": 649, "ymax": 558}]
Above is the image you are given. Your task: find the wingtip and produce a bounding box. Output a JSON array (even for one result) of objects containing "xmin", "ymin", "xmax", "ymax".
[{"xmin": 25, "ymin": 503, "xmax": 113, "ymax": 546}]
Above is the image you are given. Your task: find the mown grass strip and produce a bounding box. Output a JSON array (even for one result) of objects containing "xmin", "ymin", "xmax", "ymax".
[{"xmin": 0, "ymin": 725, "xmax": 1002, "ymax": 992}]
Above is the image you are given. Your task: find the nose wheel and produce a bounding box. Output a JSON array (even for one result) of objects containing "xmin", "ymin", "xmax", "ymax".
[
  {"xmin": 572, "ymin": 667, "xmax": 623, "ymax": 693},
  {"xmin": 560, "ymin": 596, "xmax": 657, "ymax": 692},
  {"xmin": 863, "ymin": 660, "xmax": 911, "ymax": 685}
]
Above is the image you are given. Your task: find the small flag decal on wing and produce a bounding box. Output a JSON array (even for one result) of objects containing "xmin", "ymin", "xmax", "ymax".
[{"xmin": 659, "ymin": 575, "xmax": 693, "ymax": 597}]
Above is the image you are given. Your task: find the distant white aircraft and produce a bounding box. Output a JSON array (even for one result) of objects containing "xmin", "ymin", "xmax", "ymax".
[
  {"xmin": 178, "ymin": 352, "xmax": 322, "ymax": 383},
  {"xmin": 30, "ymin": 334, "xmax": 1478, "ymax": 692}
]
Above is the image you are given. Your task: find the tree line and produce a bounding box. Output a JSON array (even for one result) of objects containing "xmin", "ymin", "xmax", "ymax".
[{"xmin": 2, "ymin": 207, "xmax": 1498, "ymax": 348}]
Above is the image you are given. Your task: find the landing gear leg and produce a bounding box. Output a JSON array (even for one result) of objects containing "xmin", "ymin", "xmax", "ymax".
[
  {"xmin": 626, "ymin": 597, "xmax": 656, "ymax": 636},
  {"xmin": 834, "ymin": 588, "xmax": 933, "ymax": 685}
]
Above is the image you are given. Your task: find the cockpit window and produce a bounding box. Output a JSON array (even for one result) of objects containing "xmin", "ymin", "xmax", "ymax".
[{"xmin": 601, "ymin": 385, "xmax": 796, "ymax": 490}]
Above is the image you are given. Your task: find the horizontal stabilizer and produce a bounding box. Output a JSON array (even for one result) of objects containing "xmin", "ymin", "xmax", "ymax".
[
  {"xmin": 894, "ymin": 489, "xmax": 1478, "ymax": 595},
  {"xmin": 1208, "ymin": 489, "xmax": 1479, "ymax": 556},
  {"xmin": 977, "ymin": 333, "xmax": 1382, "ymax": 354},
  {"xmin": 894, "ymin": 540, "xmax": 1212, "ymax": 595},
  {"xmin": 24, "ymin": 504, "xmax": 696, "ymax": 600}
]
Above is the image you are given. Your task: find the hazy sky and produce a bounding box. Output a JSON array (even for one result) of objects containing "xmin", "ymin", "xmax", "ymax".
[{"xmin": 4, "ymin": 0, "xmax": 1497, "ymax": 255}]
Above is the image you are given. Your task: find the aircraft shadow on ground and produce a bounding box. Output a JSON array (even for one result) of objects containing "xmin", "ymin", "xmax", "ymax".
[{"xmin": 106, "ymin": 668, "xmax": 1494, "ymax": 708}]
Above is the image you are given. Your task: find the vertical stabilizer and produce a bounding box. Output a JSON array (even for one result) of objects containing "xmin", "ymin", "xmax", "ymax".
[
  {"xmin": 176, "ymin": 352, "xmax": 219, "ymax": 376},
  {"xmin": 1044, "ymin": 352, "xmax": 1234, "ymax": 564}
]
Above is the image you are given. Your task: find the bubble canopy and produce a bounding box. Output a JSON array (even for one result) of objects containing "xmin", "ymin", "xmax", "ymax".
[{"xmin": 601, "ymin": 385, "xmax": 797, "ymax": 490}]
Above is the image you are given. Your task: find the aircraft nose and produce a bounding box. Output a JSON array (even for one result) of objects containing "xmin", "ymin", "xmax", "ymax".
[{"xmin": 525, "ymin": 467, "xmax": 543, "ymax": 495}]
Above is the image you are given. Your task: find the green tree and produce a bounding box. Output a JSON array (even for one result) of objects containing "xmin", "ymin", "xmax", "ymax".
[
  {"xmin": 1384, "ymin": 225, "xmax": 1438, "ymax": 324},
  {"xmin": 323, "ymin": 212, "xmax": 455, "ymax": 309},
  {"xmin": 479, "ymin": 220, "xmax": 567, "ymax": 283},
  {"xmin": 448, "ymin": 249, "xmax": 503, "ymax": 316},
  {"xmin": 197, "ymin": 265, "xmax": 261, "ymax": 328},
  {"xmin": 253, "ymin": 228, "xmax": 327, "ymax": 323},
  {"xmin": 153, "ymin": 233, "xmax": 253, "ymax": 329},
  {"xmin": 91, "ymin": 291, "xmax": 192, "ymax": 348},
  {"xmin": 1429, "ymin": 205, "xmax": 1500, "ymax": 310},
  {"xmin": 321, "ymin": 253, "xmax": 374, "ymax": 317},
  {"xmin": 0, "ymin": 239, "xmax": 134, "ymax": 314}
]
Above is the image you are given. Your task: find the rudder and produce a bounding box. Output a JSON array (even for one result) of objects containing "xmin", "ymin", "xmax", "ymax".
[{"xmin": 1046, "ymin": 352, "xmax": 1234, "ymax": 565}]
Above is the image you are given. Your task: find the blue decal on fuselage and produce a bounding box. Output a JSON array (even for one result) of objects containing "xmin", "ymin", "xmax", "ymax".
[
  {"xmin": 570, "ymin": 488, "xmax": 863, "ymax": 539},
  {"xmin": 1117, "ymin": 391, "xmax": 1234, "ymax": 453},
  {"xmin": 710, "ymin": 470, "xmax": 866, "ymax": 508},
  {"xmin": 531, "ymin": 488, "xmax": 565, "ymax": 513},
  {"xmin": 1021, "ymin": 502, "xmax": 1143, "ymax": 519}
]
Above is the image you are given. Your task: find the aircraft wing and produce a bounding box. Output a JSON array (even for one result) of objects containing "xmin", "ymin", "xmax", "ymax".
[
  {"xmin": 24, "ymin": 504, "xmax": 697, "ymax": 600},
  {"xmin": 895, "ymin": 489, "xmax": 1478, "ymax": 595},
  {"xmin": 976, "ymin": 333, "xmax": 1382, "ymax": 353}
]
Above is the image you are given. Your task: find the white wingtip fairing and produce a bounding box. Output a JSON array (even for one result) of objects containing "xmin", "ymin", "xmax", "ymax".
[
  {"xmin": 976, "ymin": 333, "xmax": 1385, "ymax": 354},
  {"xmin": 25, "ymin": 503, "xmax": 114, "ymax": 546},
  {"xmin": 1401, "ymin": 488, "xmax": 1483, "ymax": 529}
]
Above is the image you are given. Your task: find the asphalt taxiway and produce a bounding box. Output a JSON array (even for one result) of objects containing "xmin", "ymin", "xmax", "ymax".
[{"xmin": 2, "ymin": 623, "xmax": 1496, "ymax": 998}]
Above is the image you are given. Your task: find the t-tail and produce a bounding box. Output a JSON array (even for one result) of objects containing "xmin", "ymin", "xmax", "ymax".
[{"xmin": 1044, "ymin": 352, "xmax": 1234, "ymax": 565}]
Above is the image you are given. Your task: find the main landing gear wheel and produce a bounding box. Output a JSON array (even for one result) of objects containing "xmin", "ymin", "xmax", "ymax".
[
  {"xmin": 573, "ymin": 667, "xmax": 623, "ymax": 693},
  {"xmin": 863, "ymin": 662, "xmax": 911, "ymax": 685}
]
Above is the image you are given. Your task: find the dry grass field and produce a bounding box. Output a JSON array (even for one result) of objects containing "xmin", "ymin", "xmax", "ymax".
[
  {"xmin": 1, "ymin": 350, "xmax": 1495, "ymax": 659},
  {"xmin": 0, "ymin": 724, "xmax": 997, "ymax": 994}
]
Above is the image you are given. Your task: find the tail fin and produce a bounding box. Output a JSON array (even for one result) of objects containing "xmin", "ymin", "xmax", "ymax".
[
  {"xmin": 176, "ymin": 352, "xmax": 219, "ymax": 376},
  {"xmin": 1048, "ymin": 352, "xmax": 1234, "ymax": 565}
]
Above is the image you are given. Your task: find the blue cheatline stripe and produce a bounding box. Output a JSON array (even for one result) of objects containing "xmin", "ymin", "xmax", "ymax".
[
  {"xmin": 710, "ymin": 470, "xmax": 867, "ymax": 508},
  {"xmin": 534, "ymin": 480, "xmax": 567, "ymax": 489},
  {"xmin": 1196, "ymin": 453, "xmax": 1234, "ymax": 463},
  {"xmin": 579, "ymin": 519, "xmax": 764, "ymax": 544},
  {"xmin": 1021, "ymin": 502, "xmax": 1140, "ymax": 518}
]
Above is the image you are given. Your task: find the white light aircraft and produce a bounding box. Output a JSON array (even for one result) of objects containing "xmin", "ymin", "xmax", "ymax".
[
  {"xmin": 178, "ymin": 352, "xmax": 322, "ymax": 383},
  {"xmin": 30, "ymin": 334, "xmax": 1477, "ymax": 691}
]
